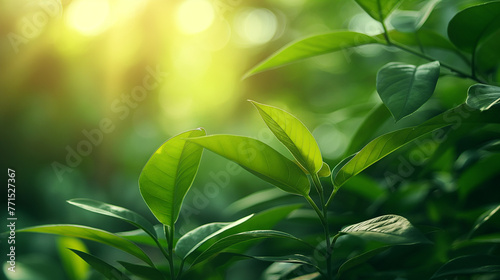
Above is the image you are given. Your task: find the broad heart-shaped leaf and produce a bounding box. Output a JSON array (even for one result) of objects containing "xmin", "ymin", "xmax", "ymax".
[
  {"xmin": 250, "ymin": 100, "xmax": 322, "ymax": 174},
  {"xmin": 340, "ymin": 215, "xmax": 429, "ymax": 245},
  {"xmin": 70, "ymin": 249, "xmax": 131, "ymax": 280},
  {"xmin": 19, "ymin": 225, "xmax": 154, "ymax": 266},
  {"xmin": 390, "ymin": 0, "xmax": 440, "ymax": 33},
  {"xmin": 57, "ymin": 237, "xmax": 89, "ymax": 280},
  {"xmin": 118, "ymin": 261, "xmax": 165, "ymax": 280},
  {"xmin": 175, "ymin": 214, "xmax": 253, "ymax": 260},
  {"xmin": 190, "ymin": 230, "xmax": 304, "ymax": 267},
  {"xmin": 448, "ymin": 1, "xmax": 500, "ymax": 53},
  {"xmin": 376, "ymin": 61, "xmax": 440, "ymax": 121},
  {"xmin": 67, "ymin": 199, "xmax": 157, "ymax": 239},
  {"xmin": 139, "ymin": 128, "xmax": 205, "ymax": 227},
  {"xmin": 333, "ymin": 124, "xmax": 445, "ymax": 188},
  {"xmin": 354, "ymin": 0, "xmax": 402, "ymax": 22},
  {"xmin": 431, "ymin": 255, "xmax": 500, "ymax": 279},
  {"xmin": 466, "ymin": 84, "xmax": 500, "ymax": 111},
  {"xmin": 244, "ymin": 31, "xmax": 382, "ymax": 77},
  {"xmin": 187, "ymin": 135, "xmax": 310, "ymax": 196}
]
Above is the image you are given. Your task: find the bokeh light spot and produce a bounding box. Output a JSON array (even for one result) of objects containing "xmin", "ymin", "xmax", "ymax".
[
  {"xmin": 176, "ymin": 0, "xmax": 215, "ymax": 34},
  {"xmin": 235, "ymin": 8, "xmax": 278, "ymax": 46}
]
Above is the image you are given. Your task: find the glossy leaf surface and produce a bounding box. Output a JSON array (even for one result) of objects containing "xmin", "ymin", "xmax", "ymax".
[
  {"xmin": 250, "ymin": 100, "xmax": 322, "ymax": 174},
  {"xmin": 139, "ymin": 128, "xmax": 205, "ymax": 227},
  {"xmin": 188, "ymin": 135, "xmax": 310, "ymax": 196},
  {"xmin": 377, "ymin": 61, "xmax": 440, "ymax": 121}
]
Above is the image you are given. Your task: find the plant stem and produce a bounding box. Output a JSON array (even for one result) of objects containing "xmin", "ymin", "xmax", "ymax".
[
  {"xmin": 311, "ymin": 174, "xmax": 333, "ymax": 280},
  {"xmin": 384, "ymin": 34, "xmax": 486, "ymax": 84},
  {"xmin": 165, "ymin": 225, "xmax": 176, "ymax": 280},
  {"xmin": 325, "ymin": 186, "xmax": 339, "ymax": 209}
]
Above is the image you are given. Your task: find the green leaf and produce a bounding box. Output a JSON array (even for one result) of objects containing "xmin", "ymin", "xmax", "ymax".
[
  {"xmin": 221, "ymin": 253, "xmax": 321, "ymax": 272},
  {"xmin": 117, "ymin": 225, "xmax": 167, "ymax": 248},
  {"xmin": 317, "ymin": 162, "xmax": 331, "ymax": 177},
  {"xmin": 448, "ymin": 2, "xmax": 500, "ymax": 53},
  {"xmin": 118, "ymin": 261, "xmax": 165, "ymax": 280},
  {"xmin": 139, "ymin": 128, "xmax": 205, "ymax": 227},
  {"xmin": 57, "ymin": 237, "xmax": 89, "ymax": 280},
  {"xmin": 19, "ymin": 225, "xmax": 153, "ymax": 266},
  {"xmin": 466, "ymin": 84, "xmax": 500, "ymax": 111},
  {"xmin": 67, "ymin": 199, "xmax": 157, "ymax": 239},
  {"xmin": 337, "ymin": 246, "xmax": 390, "ymax": 277},
  {"xmin": 340, "ymin": 215, "xmax": 429, "ymax": 245},
  {"xmin": 225, "ymin": 188, "xmax": 289, "ymax": 214},
  {"xmin": 354, "ymin": 0, "xmax": 402, "ymax": 22},
  {"xmin": 469, "ymin": 204, "xmax": 500, "ymax": 238},
  {"xmin": 250, "ymin": 100, "xmax": 322, "ymax": 174},
  {"xmin": 333, "ymin": 124, "xmax": 445, "ymax": 188},
  {"xmin": 175, "ymin": 214, "xmax": 253, "ymax": 260},
  {"xmin": 191, "ymin": 230, "xmax": 305, "ymax": 267},
  {"xmin": 187, "ymin": 135, "xmax": 310, "ymax": 196},
  {"xmin": 376, "ymin": 61, "xmax": 440, "ymax": 121},
  {"xmin": 344, "ymin": 104, "xmax": 391, "ymax": 156},
  {"xmin": 431, "ymin": 255, "xmax": 500, "ymax": 279},
  {"xmin": 290, "ymin": 272, "xmax": 322, "ymax": 280},
  {"xmin": 390, "ymin": 0, "xmax": 440, "ymax": 33},
  {"xmin": 70, "ymin": 249, "xmax": 131, "ymax": 280},
  {"xmin": 458, "ymin": 154, "xmax": 500, "ymax": 200},
  {"xmin": 244, "ymin": 31, "xmax": 382, "ymax": 77}
]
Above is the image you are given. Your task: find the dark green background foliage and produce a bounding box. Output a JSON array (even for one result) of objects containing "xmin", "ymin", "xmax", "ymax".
[{"xmin": 2, "ymin": 0, "xmax": 500, "ymax": 279}]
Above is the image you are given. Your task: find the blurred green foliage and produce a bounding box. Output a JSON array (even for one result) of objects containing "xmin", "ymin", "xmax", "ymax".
[{"xmin": 2, "ymin": 0, "xmax": 500, "ymax": 279}]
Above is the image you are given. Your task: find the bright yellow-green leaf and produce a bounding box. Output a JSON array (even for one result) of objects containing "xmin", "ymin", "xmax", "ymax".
[
  {"xmin": 354, "ymin": 0, "xmax": 402, "ymax": 22},
  {"xmin": 250, "ymin": 100, "xmax": 322, "ymax": 174},
  {"xmin": 317, "ymin": 162, "xmax": 331, "ymax": 178},
  {"xmin": 19, "ymin": 225, "xmax": 153, "ymax": 266},
  {"xmin": 139, "ymin": 128, "xmax": 205, "ymax": 227},
  {"xmin": 57, "ymin": 237, "xmax": 89, "ymax": 280},
  {"xmin": 188, "ymin": 135, "xmax": 310, "ymax": 196}
]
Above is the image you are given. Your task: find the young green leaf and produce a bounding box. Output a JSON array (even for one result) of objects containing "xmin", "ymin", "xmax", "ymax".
[
  {"xmin": 118, "ymin": 261, "xmax": 166, "ymax": 280},
  {"xmin": 187, "ymin": 135, "xmax": 310, "ymax": 196},
  {"xmin": 448, "ymin": 2, "xmax": 500, "ymax": 53},
  {"xmin": 175, "ymin": 214, "xmax": 253, "ymax": 260},
  {"xmin": 376, "ymin": 61, "xmax": 440, "ymax": 121},
  {"xmin": 70, "ymin": 250, "xmax": 131, "ymax": 280},
  {"xmin": 317, "ymin": 162, "xmax": 331, "ymax": 178},
  {"xmin": 244, "ymin": 31, "xmax": 382, "ymax": 77},
  {"xmin": 354, "ymin": 0, "xmax": 402, "ymax": 22},
  {"xmin": 57, "ymin": 237, "xmax": 89, "ymax": 280},
  {"xmin": 466, "ymin": 84, "xmax": 500, "ymax": 111},
  {"xmin": 250, "ymin": 100, "xmax": 322, "ymax": 174},
  {"xmin": 390, "ymin": 0, "xmax": 440, "ymax": 33},
  {"xmin": 139, "ymin": 128, "xmax": 205, "ymax": 227},
  {"xmin": 340, "ymin": 215, "xmax": 429, "ymax": 245},
  {"xmin": 333, "ymin": 124, "xmax": 445, "ymax": 188},
  {"xmin": 431, "ymin": 255, "xmax": 500, "ymax": 279},
  {"xmin": 67, "ymin": 199, "xmax": 157, "ymax": 239},
  {"xmin": 19, "ymin": 225, "xmax": 154, "ymax": 266},
  {"xmin": 190, "ymin": 230, "xmax": 306, "ymax": 267}
]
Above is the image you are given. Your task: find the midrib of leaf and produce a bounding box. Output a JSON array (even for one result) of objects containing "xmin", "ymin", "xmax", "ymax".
[
  {"xmin": 486, "ymin": 96, "xmax": 500, "ymax": 110},
  {"xmin": 401, "ymin": 66, "xmax": 418, "ymax": 119}
]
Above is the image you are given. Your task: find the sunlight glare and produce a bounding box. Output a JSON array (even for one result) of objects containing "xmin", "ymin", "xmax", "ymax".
[
  {"xmin": 66, "ymin": 0, "xmax": 110, "ymax": 36},
  {"xmin": 176, "ymin": 0, "xmax": 215, "ymax": 34}
]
